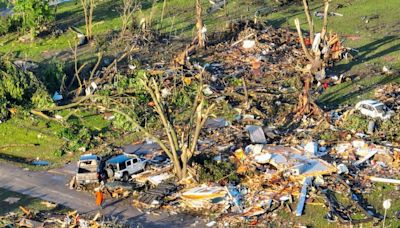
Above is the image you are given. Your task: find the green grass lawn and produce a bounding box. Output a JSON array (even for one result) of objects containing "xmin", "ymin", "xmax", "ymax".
[
  {"xmin": 0, "ymin": 187, "xmax": 68, "ymax": 216},
  {"xmin": 318, "ymin": 74, "xmax": 400, "ymax": 108},
  {"xmin": 1, "ymin": 0, "xmax": 399, "ymax": 77},
  {"xmin": 277, "ymin": 182, "xmax": 400, "ymax": 227},
  {"xmin": 0, "ymin": 117, "xmax": 64, "ymax": 166},
  {"xmin": 0, "ymin": 111, "xmax": 109, "ymax": 169},
  {"xmin": 0, "ymin": 0, "xmax": 266, "ymax": 61},
  {"xmin": 265, "ymin": 0, "xmax": 400, "ymax": 107}
]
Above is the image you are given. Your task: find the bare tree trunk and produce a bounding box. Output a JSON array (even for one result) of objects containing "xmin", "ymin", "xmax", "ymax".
[
  {"xmin": 160, "ymin": 0, "xmax": 167, "ymax": 26},
  {"xmin": 81, "ymin": 0, "xmax": 95, "ymax": 40},
  {"xmin": 302, "ymin": 0, "xmax": 314, "ymax": 43},
  {"xmin": 321, "ymin": 0, "xmax": 330, "ymax": 40},
  {"xmin": 89, "ymin": 0, "xmax": 94, "ymax": 40},
  {"xmin": 195, "ymin": 0, "xmax": 205, "ymax": 48},
  {"xmin": 81, "ymin": 0, "xmax": 89, "ymax": 38},
  {"xmin": 294, "ymin": 18, "xmax": 313, "ymax": 62},
  {"xmin": 140, "ymin": 76, "xmax": 213, "ymax": 180}
]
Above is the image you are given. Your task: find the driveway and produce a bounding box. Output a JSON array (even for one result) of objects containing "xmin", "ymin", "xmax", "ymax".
[{"xmin": 0, "ymin": 163, "xmax": 202, "ymax": 227}]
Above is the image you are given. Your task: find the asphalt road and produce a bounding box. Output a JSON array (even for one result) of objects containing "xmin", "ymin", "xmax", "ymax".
[{"xmin": 0, "ymin": 163, "xmax": 202, "ymax": 227}]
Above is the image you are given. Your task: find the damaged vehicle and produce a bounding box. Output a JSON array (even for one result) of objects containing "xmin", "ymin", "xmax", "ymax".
[
  {"xmin": 75, "ymin": 154, "xmax": 104, "ymax": 185},
  {"xmin": 355, "ymin": 100, "xmax": 394, "ymax": 120},
  {"xmin": 105, "ymin": 154, "xmax": 147, "ymax": 181}
]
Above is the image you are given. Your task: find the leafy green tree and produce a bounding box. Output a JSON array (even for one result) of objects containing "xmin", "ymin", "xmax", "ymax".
[{"xmin": 2, "ymin": 0, "xmax": 54, "ymax": 38}]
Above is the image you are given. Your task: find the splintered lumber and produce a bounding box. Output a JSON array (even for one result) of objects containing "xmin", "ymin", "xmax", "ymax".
[
  {"xmin": 19, "ymin": 206, "xmax": 30, "ymax": 215},
  {"xmin": 353, "ymin": 150, "xmax": 378, "ymax": 167},
  {"xmin": 19, "ymin": 218, "xmax": 43, "ymax": 228},
  {"xmin": 295, "ymin": 177, "xmax": 312, "ymax": 216},
  {"xmin": 369, "ymin": 176, "xmax": 400, "ymax": 185}
]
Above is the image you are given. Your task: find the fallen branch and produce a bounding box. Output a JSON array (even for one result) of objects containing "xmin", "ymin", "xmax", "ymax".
[{"xmin": 231, "ymin": 33, "xmax": 255, "ymax": 47}]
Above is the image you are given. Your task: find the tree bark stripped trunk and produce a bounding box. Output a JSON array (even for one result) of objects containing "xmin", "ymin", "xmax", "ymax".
[{"xmin": 195, "ymin": 0, "xmax": 205, "ymax": 48}]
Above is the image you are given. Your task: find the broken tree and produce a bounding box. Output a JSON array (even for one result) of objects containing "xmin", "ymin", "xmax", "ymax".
[{"xmin": 293, "ymin": 0, "xmax": 339, "ymax": 119}]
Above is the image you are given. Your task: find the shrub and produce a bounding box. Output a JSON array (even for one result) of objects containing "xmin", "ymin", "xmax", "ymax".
[
  {"xmin": 36, "ymin": 59, "xmax": 65, "ymax": 93},
  {"xmin": 341, "ymin": 113, "xmax": 369, "ymax": 133},
  {"xmin": 0, "ymin": 17, "xmax": 9, "ymax": 35},
  {"xmin": 379, "ymin": 113, "xmax": 400, "ymax": 142},
  {"xmin": 198, "ymin": 159, "xmax": 239, "ymax": 183},
  {"xmin": 58, "ymin": 124, "xmax": 94, "ymax": 153},
  {"xmin": 3, "ymin": 0, "xmax": 54, "ymax": 37}
]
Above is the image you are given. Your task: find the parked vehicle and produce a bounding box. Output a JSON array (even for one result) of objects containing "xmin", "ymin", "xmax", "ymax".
[
  {"xmin": 355, "ymin": 100, "xmax": 394, "ymax": 120},
  {"xmin": 105, "ymin": 154, "xmax": 147, "ymax": 181},
  {"xmin": 76, "ymin": 154, "xmax": 104, "ymax": 185}
]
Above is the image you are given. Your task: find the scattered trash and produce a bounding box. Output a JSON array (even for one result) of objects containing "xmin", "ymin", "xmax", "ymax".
[
  {"xmin": 202, "ymin": 85, "xmax": 214, "ymax": 96},
  {"xmin": 13, "ymin": 60, "xmax": 38, "ymax": 71},
  {"xmin": 3, "ymin": 197, "xmax": 20, "ymax": 204},
  {"xmin": 32, "ymin": 160, "xmax": 50, "ymax": 166},
  {"xmin": 70, "ymin": 26, "xmax": 88, "ymax": 46},
  {"xmin": 314, "ymin": 11, "xmax": 343, "ymax": 19},
  {"xmin": 206, "ymin": 220, "xmax": 217, "ymax": 227},
  {"xmin": 382, "ymin": 65, "xmax": 394, "ymax": 75},
  {"xmin": 242, "ymin": 40, "xmax": 256, "ymax": 49},
  {"xmin": 383, "ymin": 199, "xmax": 391, "ymax": 227},
  {"xmin": 52, "ymin": 91, "xmax": 63, "ymax": 101},
  {"xmin": 147, "ymin": 173, "xmax": 173, "ymax": 186},
  {"xmin": 304, "ymin": 141, "xmax": 318, "ymax": 156},
  {"xmin": 295, "ymin": 177, "xmax": 312, "ymax": 216},
  {"xmin": 40, "ymin": 201, "xmax": 57, "ymax": 209},
  {"xmin": 336, "ymin": 164, "xmax": 349, "ymax": 174},
  {"xmin": 0, "ymin": 206, "xmax": 126, "ymax": 227},
  {"xmin": 246, "ymin": 125, "xmax": 267, "ymax": 144},
  {"xmin": 205, "ymin": 118, "xmax": 230, "ymax": 129},
  {"xmin": 136, "ymin": 182, "xmax": 179, "ymax": 207}
]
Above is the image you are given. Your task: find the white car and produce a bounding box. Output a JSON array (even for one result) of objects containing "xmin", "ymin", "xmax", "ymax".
[
  {"xmin": 355, "ymin": 100, "xmax": 394, "ymax": 120},
  {"xmin": 105, "ymin": 154, "xmax": 147, "ymax": 181}
]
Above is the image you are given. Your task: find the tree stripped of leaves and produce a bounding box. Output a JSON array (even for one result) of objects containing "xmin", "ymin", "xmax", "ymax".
[
  {"xmin": 95, "ymin": 74, "xmax": 214, "ymax": 180},
  {"xmin": 120, "ymin": 0, "xmax": 139, "ymax": 36},
  {"xmin": 293, "ymin": 0, "xmax": 332, "ymax": 118},
  {"xmin": 33, "ymin": 62, "xmax": 214, "ymax": 180},
  {"xmin": 81, "ymin": 0, "xmax": 95, "ymax": 40},
  {"xmin": 195, "ymin": 0, "xmax": 205, "ymax": 48}
]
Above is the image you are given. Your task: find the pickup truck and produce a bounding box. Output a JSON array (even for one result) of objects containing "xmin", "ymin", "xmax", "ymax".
[
  {"xmin": 105, "ymin": 154, "xmax": 147, "ymax": 181},
  {"xmin": 75, "ymin": 154, "xmax": 103, "ymax": 185}
]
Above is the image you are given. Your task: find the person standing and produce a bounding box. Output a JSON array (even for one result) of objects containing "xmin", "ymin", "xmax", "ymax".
[{"xmin": 95, "ymin": 188, "xmax": 104, "ymax": 209}]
